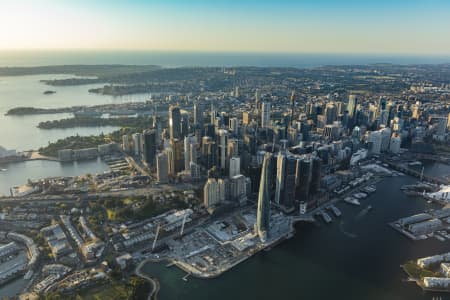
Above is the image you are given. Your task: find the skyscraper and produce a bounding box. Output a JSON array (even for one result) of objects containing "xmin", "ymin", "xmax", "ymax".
[
  {"xmin": 256, "ymin": 153, "xmax": 273, "ymax": 242},
  {"xmin": 261, "ymin": 102, "xmax": 271, "ymax": 128},
  {"xmin": 325, "ymin": 103, "xmax": 337, "ymax": 125},
  {"xmin": 132, "ymin": 133, "xmax": 142, "ymax": 157},
  {"xmin": 274, "ymin": 152, "xmax": 286, "ymax": 205},
  {"xmin": 184, "ymin": 135, "xmax": 197, "ymax": 171},
  {"xmin": 204, "ymin": 178, "xmax": 220, "ymax": 208},
  {"xmin": 229, "ymin": 117, "xmax": 239, "ymax": 136},
  {"xmin": 347, "ymin": 95, "xmax": 358, "ymax": 118},
  {"xmin": 193, "ymin": 101, "xmax": 203, "ymax": 129},
  {"xmin": 229, "ymin": 156, "xmax": 240, "ymax": 178},
  {"xmin": 142, "ymin": 129, "xmax": 157, "ymax": 169},
  {"xmin": 170, "ymin": 138, "xmax": 184, "ymax": 173},
  {"xmin": 156, "ymin": 152, "xmax": 168, "ymax": 183},
  {"xmin": 295, "ymin": 158, "xmax": 312, "ymax": 205},
  {"xmin": 217, "ymin": 129, "xmax": 228, "ymax": 171},
  {"xmin": 169, "ymin": 105, "xmax": 181, "ymax": 140}
]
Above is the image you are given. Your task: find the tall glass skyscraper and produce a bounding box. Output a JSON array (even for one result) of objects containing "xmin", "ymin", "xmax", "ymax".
[
  {"xmin": 256, "ymin": 152, "xmax": 273, "ymax": 242},
  {"xmin": 169, "ymin": 105, "xmax": 181, "ymax": 140}
]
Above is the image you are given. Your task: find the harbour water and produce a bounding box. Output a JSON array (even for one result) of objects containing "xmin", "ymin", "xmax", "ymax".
[
  {"xmin": 0, "ymin": 51, "xmax": 449, "ymax": 68},
  {"xmin": 142, "ymin": 174, "xmax": 450, "ymax": 300},
  {"xmin": 0, "ymin": 74, "xmax": 150, "ymax": 151},
  {"xmin": 0, "ymin": 159, "xmax": 110, "ymax": 197}
]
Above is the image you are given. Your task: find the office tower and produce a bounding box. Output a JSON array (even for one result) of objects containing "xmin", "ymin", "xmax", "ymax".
[
  {"xmin": 156, "ymin": 152, "xmax": 168, "ymax": 183},
  {"xmin": 170, "ymin": 138, "xmax": 184, "ymax": 173},
  {"xmin": 261, "ymin": 102, "xmax": 271, "ymax": 128},
  {"xmin": 230, "ymin": 174, "xmax": 247, "ymax": 205},
  {"xmin": 316, "ymin": 115, "xmax": 326, "ymax": 129},
  {"xmin": 204, "ymin": 178, "xmax": 220, "ymax": 208},
  {"xmin": 380, "ymin": 127, "xmax": 392, "ymax": 152},
  {"xmin": 389, "ymin": 134, "xmax": 401, "ymax": 154},
  {"xmin": 190, "ymin": 161, "xmax": 201, "ymax": 179},
  {"xmin": 256, "ymin": 153, "xmax": 273, "ymax": 242},
  {"xmin": 242, "ymin": 112, "xmax": 251, "ymax": 125},
  {"xmin": 210, "ymin": 102, "xmax": 217, "ymax": 124},
  {"xmin": 152, "ymin": 115, "xmax": 162, "ymax": 142},
  {"xmin": 290, "ymin": 91, "xmax": 296, "ymax": 126},
  {"xmin": 132, "ymin": 133, "xmax": 142, "ymax": 157},
  {"xmin": 347, "ymin": 95, "xmax": 358, "ymax": 118},
  {"xmin": 336, "ymin": 101, "xmax": 344, "ymax": 115},
  {"xmin": 194, "ymin": 101, "xmax": 203, "ymax": 128},
  {"xmin": 243, "ymin": 134, "xmax": 257, "ymax": 155},
  {"xmin": 287, "ymin": 127, "xmax": 299, "ymax": 146},
  {"xmin": 229, "ymin": 117, "xmax": 239, "ymax": 136},
  {"xmin": 447, "ymin": 112, "xmax": 450, "ymax": 130},
  {"xmin": 378, "ymin": 110, "xmax": 389, "ymax": 127},
  {"xmin": 368, "ymin": 131, "xmax": 382, "ymax": 155},
  {"xmin": 352, "ymin": 126, "xmax": 361, "ymax": 140},
  {"xmin": 229, "ymin": 156, "xmax": 240, "ymax": 178},
  {"xmin": 325, "ymin": 103, "xmax": 337, "ymax": 125},
  {"xmin": 169, "ymin": 105, "xmax": 181, "ymax": 140},
  {"xmin": 218, "ymin": 178, "xmax": 229, "ymax": 203},
  {"xmin": 282, "ymin": 156, "xmax": 297, "ymax": 209},
  {"xmin": 184, "ymin": 135, "xmax": 197, "ymax": 171},
  {"xmin": 411, "ymin": 102, "xmax": 420, "ymax": 119},
  {"xmin": 217, "ymin": 129, "xmax": 228, "ymax": 171},
  {"xmin": 227, "ymin": 139, "xmax": 239, "ymax": 158},
  {"xmin": 310, "ymin": 157, "xmax": 321, "ymax": 196},
  {"xmin": 122, "ymin": 135, "xmax": 130, "ymax": 153},
  {"xmin": 274, "ymin": 152, "xmax": 286, "ymax": 205},
  {"xmin": 377, "ymin": 97, "xmax": 387, "ymax": 115},
  {"xmin": 201, "ymin": 136, "xmax": 217, "ymax": 170},
  {"xmin": 255, "ymin": 89, "xmax": 260, "ymax": 106},
  {"xmin": 436, "ymin": 117, "xmax": 447, "ymax": 136},
  {"xmin": 165, "ymin": 148, "xmax": 175, "ymax": 176},
  {"xmin": 142, "ymin": 130, "xmax": 157, "ymax": 169},
  {"xmin": 181, "ymin": 114, "xmax": 189, "ymax": 138},
  {"xmin": 295, "ymin": 159, "xmax": 312, "ymax": 205},
  {"xmin": 323, "ymin": 123, "xmax": 340, "ymax": 141},
  {"xmin": 234, "ymin": 86, "xmax": 240, "ymax": 98}
]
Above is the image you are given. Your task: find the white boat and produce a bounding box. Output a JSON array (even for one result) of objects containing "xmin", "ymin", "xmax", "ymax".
[
  {"xmin": 343, "ymin": 197, "xmax": 360, "ymax": 206},
  {"xmin": 0, "ymin": 168, "xmax": 7, "ymax": 172}
]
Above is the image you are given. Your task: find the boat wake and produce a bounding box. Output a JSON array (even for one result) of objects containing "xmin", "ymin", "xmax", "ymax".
[{"xmin": 339, "ymin": 221, "xmax": 357, "ymax": 239}]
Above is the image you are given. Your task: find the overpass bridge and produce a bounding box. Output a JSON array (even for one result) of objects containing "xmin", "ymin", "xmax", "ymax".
[{"xmin": 382, "ymin": 160, "xmax": 450, "ymax": 185}]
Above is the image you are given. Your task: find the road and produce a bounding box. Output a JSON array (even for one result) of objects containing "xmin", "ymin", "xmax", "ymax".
[{"xmin": 135, "ymin": 259, "xmax": 160, "ymax": 300}]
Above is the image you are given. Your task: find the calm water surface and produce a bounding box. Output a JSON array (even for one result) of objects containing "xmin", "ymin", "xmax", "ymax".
[
  {"xmin": 0, "ymin": 159, "xmax": 110, "ymax": 196},
  {"xmin": 0, "ymin": 74, "xmax": 151, "ymax": 150},
  {"xmin": 143, "ymin": 175, "xmax": 450, "ymax": 300}
]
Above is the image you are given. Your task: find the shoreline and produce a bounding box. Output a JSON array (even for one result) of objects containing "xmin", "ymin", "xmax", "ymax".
[{"xmin": 135, "ymin": 259, "xmax": 161, "ymax": 300}]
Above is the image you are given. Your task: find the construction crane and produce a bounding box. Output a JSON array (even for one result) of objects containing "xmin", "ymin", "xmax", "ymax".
[
  {"xmin": 180, "ymin": 214, "xmax": 188, "ymax": 237},
  {"xmin": 152, "ymin": 225, "xmax": 161, "ymax": 252}
]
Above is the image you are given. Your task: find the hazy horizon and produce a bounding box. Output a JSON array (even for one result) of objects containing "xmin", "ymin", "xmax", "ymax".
[{"xmin": 0, "ymin": 50, "xmax": 449, "ymax": 68}]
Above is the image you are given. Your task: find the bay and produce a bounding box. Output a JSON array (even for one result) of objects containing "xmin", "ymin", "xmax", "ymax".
[{"xmin": 142, "ymin": 174, "xmax": 450, "ymax": 300}]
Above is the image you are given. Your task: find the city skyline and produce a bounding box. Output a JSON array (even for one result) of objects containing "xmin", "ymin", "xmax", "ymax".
[{"xmin": 1, "ymin": 0, "xmax": 450, "ymax": 55}]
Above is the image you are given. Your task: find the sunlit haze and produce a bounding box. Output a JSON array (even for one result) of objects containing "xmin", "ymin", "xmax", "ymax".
[{"xmin": 1, "ymin": 0, "xmax": 450, "ymax": 55}]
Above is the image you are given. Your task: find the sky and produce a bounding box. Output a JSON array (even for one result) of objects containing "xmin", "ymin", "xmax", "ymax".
[{"xmin": 1, "ymin": 0, "xmax": 450, "ymax": 55}]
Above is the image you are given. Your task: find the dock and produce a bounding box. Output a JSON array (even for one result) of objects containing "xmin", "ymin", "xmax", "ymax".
[
  {"xmin": 182, "ymin": 273, "xmax": 191, "ymax": 281},
  {"xmin": 327, "ymin": 205, "xmax": 342, "ymax": 217},
  {"xmin": 317, "ymin": 210, "xmax": 332, "ymax": 223}
]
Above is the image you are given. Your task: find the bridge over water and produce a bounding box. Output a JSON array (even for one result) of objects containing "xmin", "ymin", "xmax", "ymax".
[{"xmin": 383, "ymin": 160, "xmax": 450, "ymax": 185}]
